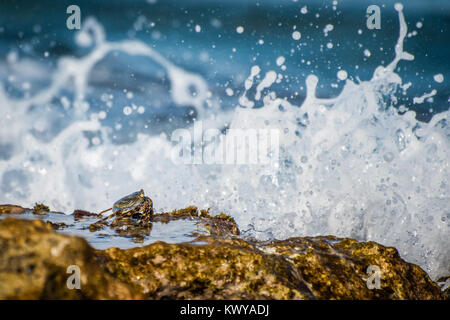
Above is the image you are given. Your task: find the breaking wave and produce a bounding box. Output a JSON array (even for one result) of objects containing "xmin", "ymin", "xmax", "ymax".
[{"xmin": 0, "ymin": 4, "xmax": 448, "ymax": 279}]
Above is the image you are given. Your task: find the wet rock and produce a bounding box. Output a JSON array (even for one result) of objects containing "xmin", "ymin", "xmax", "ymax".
[
  {"xmin": 46, "ymin": 221, "xmax": 69, "ymax": 230},
  {"xmin": 73, "ymin": 209, "xmax": 101, "ymax": 220},
  {"xmin": 154, "ymin": 206, "xmax": 240, "ymax": 237},
  {"xmin": 98, "ymin": 237, "xmax": 308, "ymax": 299},
  {"xmin": 98, "ymin": 235, "xmax": 443, "ymax": 300},
  {"xmin": 88, "ymin": 206, "xmax": 239, "ymax": 241},
  {"xmin": 0, "ymin": 204, "xmax": 27, "ymax": 215},
  {"xmin": 0, "ymin": 209, "xmax": 444, "ymax": 300},
  {"xmin": 259, "ymin": 236, "xmax": 443, "ymax": 299},
  {"xmin": 1, "ymin": 204, "xmax": 71, "ymax": 231},
  {"xmin": 0, "ymin": 218, "xmax": 141, "ymax": 299},
  {"xmin": 32, "ymin": 203, "xmax": 50, "ymax": 215},
  {"xmin": 0, "ymin": 204, "xmax": 240, "ymax": 249}
]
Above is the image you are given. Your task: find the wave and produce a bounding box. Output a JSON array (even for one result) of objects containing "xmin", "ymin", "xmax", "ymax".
[{"xmin": 0, "ymin": 4, "xmax": 448, "ymax": 280}]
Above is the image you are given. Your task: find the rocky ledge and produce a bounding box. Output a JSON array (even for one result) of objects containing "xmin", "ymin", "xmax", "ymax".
[{"xmin": 0, "ymin": 204, "xmax": 445, "ymax": 300}]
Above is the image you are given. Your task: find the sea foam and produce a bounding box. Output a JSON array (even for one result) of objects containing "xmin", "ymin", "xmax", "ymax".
[{"xmin": 0, "ymin": 5, "xmax": 448, "ymax": 279}]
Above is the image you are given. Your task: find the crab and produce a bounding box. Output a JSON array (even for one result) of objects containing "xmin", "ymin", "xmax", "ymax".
[{"xmin": 90, "ymin": 189, "xmax": 154, "ymax": 232}]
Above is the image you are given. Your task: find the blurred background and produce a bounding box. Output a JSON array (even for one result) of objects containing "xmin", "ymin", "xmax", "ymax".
[{"xmin": 0, "ymin": 0, "xmax": 448, "ymax": 145}]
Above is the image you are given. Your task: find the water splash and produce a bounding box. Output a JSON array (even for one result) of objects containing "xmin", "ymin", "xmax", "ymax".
[{"xmin": 0, "ymin": 5, "xmax": 448, "ymax": 280}]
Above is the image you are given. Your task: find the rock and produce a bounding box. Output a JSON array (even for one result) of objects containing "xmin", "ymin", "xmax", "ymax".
[
  {"xmin": 0, "ymin": 204, "xmax": 240, "ymax": 248},
  {"xmin": 0, "ymin": 218, "xmax": 141, "ymax": 299},
  {"xmin": 0, "ymin": 204, "xmax": 27, "ymax": 215},
  {"xmin": 154, "ymin": 206, "xmax": 240, "ymax": 237},
  {"xmin": 0, "ymin": 208, "xmax": 444, "ymax": 300},
  {"xmin": 45, "ymin": 221, "xmax": 70, "ymax": 230},
  {"xmin": 98, "ymin": 235, "xmax": 443, "ymax": 300},
  {"xmin": 73, "ymin": 209, "xmax": 101, "ymax": 220},
  {"xmin": 32, "ymin": 203, "xmax": 50, "ymax": 215},
  {"xmin": 260, "ymin": 236, "xmax": 443, "ymax": 299},
  {"xmin": 88, "ymin": 206, "xmax": 239, "ymax": 241},
  {"xmin": 98, "ymin": 237, "xmax": 309, "ymax": 299}
]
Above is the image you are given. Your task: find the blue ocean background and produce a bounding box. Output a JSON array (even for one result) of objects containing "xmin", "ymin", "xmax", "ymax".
[{"xmin": 0, "ymin": 0, "xmax": 448, "ymax": 144}]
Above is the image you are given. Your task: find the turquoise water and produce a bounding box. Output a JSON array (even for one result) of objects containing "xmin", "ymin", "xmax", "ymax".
[{"xmin": 0, "ymin": 0, "xmax": 448, "ymax": 136}]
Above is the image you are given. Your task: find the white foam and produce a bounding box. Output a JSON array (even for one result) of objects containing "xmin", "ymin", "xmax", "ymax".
[
  {"xmin": 413, "ymin": 90, "xmax": 437, "ymax": 104},
  {"xmin": 0, "ymin": 7, "xmax": 448, "ymax": 280},
  {"xmin": 434, "ymin": 74, "xmax": 444, "ymax": 83}
]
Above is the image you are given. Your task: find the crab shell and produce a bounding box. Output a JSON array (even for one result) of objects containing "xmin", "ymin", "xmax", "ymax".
[{"xmin": 112, "ymin": 189, "xmax": 153, "ymax": 222}]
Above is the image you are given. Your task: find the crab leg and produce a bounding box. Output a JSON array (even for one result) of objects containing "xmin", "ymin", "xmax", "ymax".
[{"xmin": 98, "ymin": 207, "xmax": 112, "ymax": 216}]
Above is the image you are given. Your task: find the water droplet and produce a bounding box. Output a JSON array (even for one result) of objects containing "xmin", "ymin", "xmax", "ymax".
[
  {"xmin": 395, "ymin": 129, "xmax": 406, "ymax": 152},
  {"xmin": 123, "ymin": 106, "xmax": 132, "ymax": 115},
  {"xmin": 292, "ymin": 31, "xmax": 301, "ymax": 40},
  {"xmin": 276, "ymin": 56, "xmax": 285, "ymax": 66},
  {"xmin": 337, "ymin": 70, "xmax": 348, "ymax": 80}
]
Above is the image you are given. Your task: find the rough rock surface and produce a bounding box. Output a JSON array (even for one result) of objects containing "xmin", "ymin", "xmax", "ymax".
[
  {"xmin": 0, "ymin": 205, "xmax": 445, "ymax": 300},
  {"xmin": 98, "ymin": 235, "xmax": 443, "ymax": 300},
  {"xmin": 260, "ymin": 236, "xmax": 443, "ymax": 299},
  {"xmin": 0, "ymin": 218, "xmax": 141, "ymax": 299},
  {"xmin": 98, "ymin": 237, "xmax": 308, "ymax": 299}
]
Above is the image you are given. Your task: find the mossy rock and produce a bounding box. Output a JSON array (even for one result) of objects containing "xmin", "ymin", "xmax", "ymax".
[
  {"xmin": 97, "ymin": 237, "xmax": 310, "ymax": 299},
  {"xmin": 96, "ymin": 235, "xmax": 443, "ymax": 300},
  {"xmin": 32, "ymin": 203, "xmax": 50, "ymax": 215},
  {"xmin": 259, "ymin": 236, "xmax": 443, "ymax": 299},
  {"xmin": 0, "ymin": 218, "xmax": 141, "ymax": 299},
  {"xmin": 149, "ymin": 206, "xmax": 239, "ymax": 237},
  {"xmin": 0, "ymin": 213, "xmax": 444, "ymax": 300}
]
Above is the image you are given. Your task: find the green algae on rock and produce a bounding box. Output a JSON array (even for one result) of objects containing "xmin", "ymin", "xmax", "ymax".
[
  {"xmin": 154, "ymin": 206, "xmax": 239, "ymax": 237},
  {"xmin": 32, "ymin": 203, "xmax": 50, "ymax": 215}
]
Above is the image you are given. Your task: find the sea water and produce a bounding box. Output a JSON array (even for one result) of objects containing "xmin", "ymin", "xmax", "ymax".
[{"xmin": 0, "ymin": 1, "xmax": 448, "ymax": 280}]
